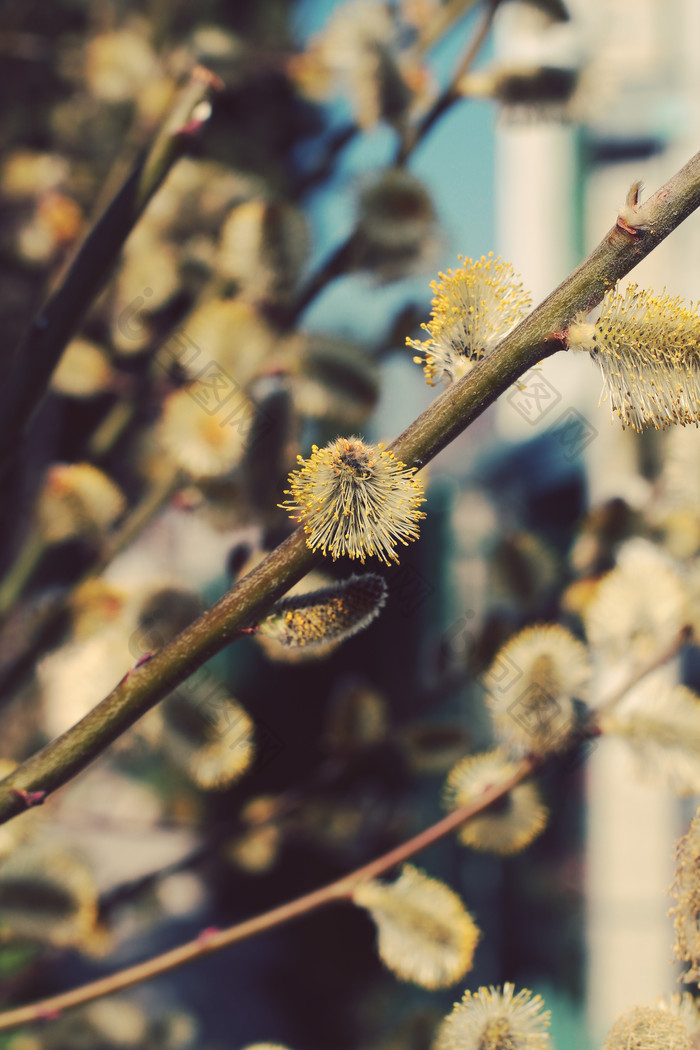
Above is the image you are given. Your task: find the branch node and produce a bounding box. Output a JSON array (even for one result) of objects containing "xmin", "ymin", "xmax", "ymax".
[
  {"xmin": 197, "ymin": 926, "xmax": 221, "ymax": 945},
  {"xmin": 37, "ymin": 1009, "xmax": 62, "ymax": 1023},
  {"xmin": 617, "ymin": 180, "xmax": 651, "ymax": 238},
  {"xmin": 11, "ymin": 788, "xmax": 46, "ymax": 809}
]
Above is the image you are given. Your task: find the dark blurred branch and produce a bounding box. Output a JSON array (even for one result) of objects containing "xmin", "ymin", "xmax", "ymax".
[
  {"xmin": 292, "ymin": 123, "xmax": 360, "ymax": 199},
  {"xmin": 1, "ymin": 149, "xmax": 700, "ymax": 826},
  {"xmin": 284, "ymin": 235, "xmax": 356, "ymax": 326},
  {"xmin": 0, "ymin": 66, "xmax": 222, "ymax": 470}
]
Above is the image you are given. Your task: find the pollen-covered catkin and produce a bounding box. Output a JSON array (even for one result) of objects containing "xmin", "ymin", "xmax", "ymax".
[
  {"xmin": 257, "ymin": 574, "xmax": 387, "ymax": 651},
  {"xmin": 443, "ymin": 750, "xmax": 548, "ymax": 855},
  {"xmin": 352, "ymin": 864, "xmax": 479, "ymax": 989},
  {"xmin": 671, "ymin": 805, "xmax": 700, "ymax": 985},
  {"xmin": 280, "ymin": 436, "xmax": 425, "ymax": 565},
  {"xmin": 434, "ymin": 983, "xmax": 552, "ymax": 1050},
  {"xmin": 407, "ymin": 253, "xmax": 531, "ymax": 386},
  {"xmin": 567, "ymin": 284, "xmax": 700, "ymax": 431},
  {"xmin": 484, "ymin": 624, "xmax": 590, "ymax": 756}
]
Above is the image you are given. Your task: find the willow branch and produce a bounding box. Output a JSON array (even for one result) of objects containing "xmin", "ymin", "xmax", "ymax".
[
  {"xmin": 0, "ymin": 66, "xmax": 222, "ymax": 468},
  {"xmin": 0, "ymin": 757, "xmax": 534, "ymax": 1031},
  {"xmin": 1, "ymin": 152, "xmax": 700, "ymax": 825}
]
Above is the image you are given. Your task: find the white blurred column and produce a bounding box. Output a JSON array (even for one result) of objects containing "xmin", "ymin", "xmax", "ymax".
[
  {"xmin": 586, "ymin": 711, "xmax": 681, "ymax": 1041},
  {"xmin": 492, "ymin": 4, "xmax": 596, "ymax": 446},
  {"xmin": 493, "ymin": 2, "xmax": 690, "ymax": 1041},
  {"xmin": 495, "ymin": 122, "xmax": 579, "ymax": 303}
]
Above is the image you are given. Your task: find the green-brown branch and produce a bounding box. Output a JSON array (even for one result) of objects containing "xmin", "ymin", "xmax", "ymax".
[{"xmin": 0, "ymin": 151, "xmax": 699, "ymax": 826}]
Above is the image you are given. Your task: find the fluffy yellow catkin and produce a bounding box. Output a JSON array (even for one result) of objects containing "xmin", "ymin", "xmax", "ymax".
[
  {"xmin": 159, "ymin": 686, "xmax": 255, "ymax": 791},
  {"xmin": 567, "ymin": 283, "xmax": 700, "ymax": 431},
  {"xmin": 280, "ymin": 436, "xmax": 425, "ymax": 565},
  {"xmin": 670, "ymin": 806, "xmax": 700, "ymax": 985},
  {"xmin": 599, "ymin": 679, "xmax": 700, "ymax": 797},
  {"xmin": 352, "ymin": 864, "xmax": 480, "ymax": 989},
  {"xmin": 443, "ymin": 750, "xmax": 548, "ymax": 855},
  {"xmin": 434, "ymin": 983, "xmax": 552, "ymax": 1050},
  {"xmin": 0, "ymin": 848, "xmax": 99, "ymax": 948},
  {"xmin": 257, "ymin": 574, "xmax": 387, "ymax": 650},
  {"xmin": 37, "ymin": 463, "xmax": 125, "ymax": 543},
  {"xmin": 484, "ymin": 624, "xmax": 590, "ymax": 757},
  {"xmin": 601, "ymin": 1006, "xmax": 691, "ymax": 1050},
  {"xmin": 407, "ymin": 253, "xmax": 531, "ymax": 386}
]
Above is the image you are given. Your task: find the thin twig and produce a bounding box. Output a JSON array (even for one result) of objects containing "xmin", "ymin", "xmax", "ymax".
[
  {"xmin": 593, "ymin": 626, "xmax": 691, "ymax": 720},
  {"xmin": 0, "ymin": 468, "xmax": 186, "ymax": 705},
  {"xmin": 289, "ymin": 0, "xmax": 502, "ymax": 319},
  {"xmin": 417, "ymin": 0, "xmax": 482, "ymax": 53},
  {"xmin": 284, "ymin": 235, "xmax": 356, "ymax": 327},
  {"xmin": 0, "ymin": 150, "xmax": 700, "ymax": 825},
  {"xmin": 0, "ymin": 757, "xmax": 534, "ymax": 1031},
  {"xmin": 290, "ymin": 0, "xmax": 491, "ymax": 199},
  {"xmin": 0, "ymin": 66, "xmax": 222, "ymax": 470},
  {"xmin": 396, "ymin": 0, "xmax": 502, "ymax": 164},
  {"xmin": 292, "ymin": 123, "xmax": 360, "ymax": 199}
]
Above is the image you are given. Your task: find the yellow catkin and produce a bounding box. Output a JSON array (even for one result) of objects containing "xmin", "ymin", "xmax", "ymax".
[
  {"xmin": 484, "ymin": 624, "xmax": 590, "ymax": 757},
  {"xmin": 0, "ymin": 849, "xmax": 99, "ymax": 948},
  {"xmin": 258, "ymin": 574, "xmax": 387, "ymax": 650},
  {"xmin": 443, "ymin": 750, "xmax": 548, "ymax": 855},
  {"xmin": 407, "ymin": 253, "xmax": 531, "ymax": 386},
  {"xmin": 280, "ymin": 436, "xmax": 426, "ymax": 565},
  {"xmin": 353, "ymin": 864, "xmax": 480, "ymax": 989},
  {"xmin": 434, "ymin": 983, "xmax": 552, "ymax": 1050},
  {"xmin": 567, "ymin": 283, "xmax": 700, "ymax": 431},
  {"xmin": 671, "ymin": 806, "xmax": 700, "ymax": 985},
  {"xmin": 601, "ymin": 1006, "xmax": 691, "ymax": 1050}
]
